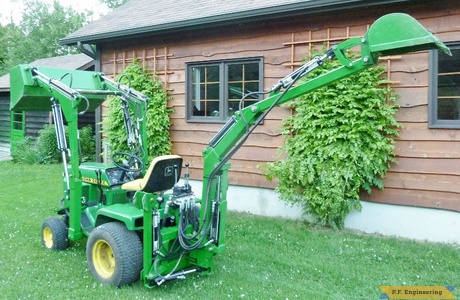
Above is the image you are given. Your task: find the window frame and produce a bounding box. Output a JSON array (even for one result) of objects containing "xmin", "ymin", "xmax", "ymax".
[
  {"xmin": 428, "ymin": 42, "xmax": 460, "ymax": 129},
  {"xmin": 186, "ymin": 57, "xmax": 264, "ymax": 123}
]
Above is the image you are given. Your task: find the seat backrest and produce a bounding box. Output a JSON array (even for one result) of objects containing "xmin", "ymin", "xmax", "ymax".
[{"xmin": 141, "ymin": 155, "xmax": 183, "ymax": 193}]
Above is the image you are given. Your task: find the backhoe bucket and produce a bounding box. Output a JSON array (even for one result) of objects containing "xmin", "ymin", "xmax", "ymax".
[{"xmin": 366, "ymin": 13, "xmax": 451, "ymax": 56}]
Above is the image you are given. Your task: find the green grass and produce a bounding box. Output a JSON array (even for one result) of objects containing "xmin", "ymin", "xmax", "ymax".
[{"xmin": 0, "ymin": 161, "xmax": 459, "ymax": 299}]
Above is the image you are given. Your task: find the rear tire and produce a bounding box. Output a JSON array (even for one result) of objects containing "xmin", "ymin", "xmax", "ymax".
[
  {"xmin": 41, "ymin": 217, "xmax": 69, "ymax": 250},
  {"xmin": 86, "ymin": 222, "xmax": 143, "ymax": 287}
]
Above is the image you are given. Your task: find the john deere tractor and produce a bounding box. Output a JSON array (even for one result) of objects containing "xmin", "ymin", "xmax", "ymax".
[{"xmin": 9, "ymin": 13, "xmax": 450, "ymax": 288}]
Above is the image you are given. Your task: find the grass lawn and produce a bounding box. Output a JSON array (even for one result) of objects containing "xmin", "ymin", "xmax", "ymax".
[{"xmin": 0, "ymin": 161, "xmax": 459, "ymax": 299}]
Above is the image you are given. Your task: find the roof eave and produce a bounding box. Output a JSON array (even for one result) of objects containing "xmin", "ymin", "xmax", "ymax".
[{"xmin": 60, "ymin": 0, "xmax": 411, "ymax": 46}]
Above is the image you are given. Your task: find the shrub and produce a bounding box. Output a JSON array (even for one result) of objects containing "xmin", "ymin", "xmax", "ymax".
[
  {"xmin": 13, "ymin": 124, "xmax": 95, "ymax": 164},
  {"xmin": 262, "ymin": 53, "xmax": 400, "ymax": 229},
  {"xmin": 11, "ymin": 136, "xmax": 39, "ymax": 164},
  {"xmin": 78, "ymin": 125, "xmax": 96, "ymax": 162},
  {"xmin": 103, "ymin": 61, "xmax": 172, "ymax": 162},
  {"xmin": 36, "ymin": 124, "xmax": 62, "ymax": 164}
]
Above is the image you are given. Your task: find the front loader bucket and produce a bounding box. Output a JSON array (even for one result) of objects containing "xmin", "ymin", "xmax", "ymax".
[
  {"xmin": 10, "ymin": 64, "xmax": 107, "ymax": 112},
  {"xmin": 366, "ymin": 13, "xmax": 451, "ymax": 56}
]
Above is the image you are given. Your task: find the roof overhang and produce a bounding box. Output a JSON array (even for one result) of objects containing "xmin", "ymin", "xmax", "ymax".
[
  {"xmin": 0, "ymin": 54, "xmax": 94, "ymax": 92},
  {"xmin": 60, "ymin": 0, "xmax": 412, "ymax": 46}
]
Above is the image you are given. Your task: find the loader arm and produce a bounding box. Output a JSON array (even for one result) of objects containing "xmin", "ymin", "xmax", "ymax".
[{"xmin": 10, "ymin": 66, "xmax": 150, "ymax": 239}]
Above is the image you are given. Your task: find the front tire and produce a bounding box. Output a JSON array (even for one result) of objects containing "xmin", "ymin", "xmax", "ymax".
[
  {"xmin": 41, "ymin": 217, "xmax": 69, "ymax": 250},
  {"xmin": 86, "ymin": 222, "xmax": 143, "ymax": 287}
]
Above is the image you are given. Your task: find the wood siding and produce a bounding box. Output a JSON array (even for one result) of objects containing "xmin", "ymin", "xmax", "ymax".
[
  {"xmin": 98, "ymin": 1, "xmax": 460, "ymax": 212},
  {"xmin": 0, "ymin": 94, "xmax": 10, "ymax": 149}
]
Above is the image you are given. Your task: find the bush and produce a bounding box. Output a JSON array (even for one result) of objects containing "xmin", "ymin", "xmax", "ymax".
[
  {"xmin": 11, "ymin": 136, "xmax": 39, "ymax": 164},
  {"xmin": 262, "ymin": 53, "xmax": 400, "ymax": 229},
  {"xmin": 78, "ymin": 125, "xmax": 96, "ymax": 162},
  {"xmin": 36, "ymin": 124, "xmax": 62, "ymax": 164},
  {"xmin": 12, "ymin": 124, "xmax": 95, "ymax": 164}
]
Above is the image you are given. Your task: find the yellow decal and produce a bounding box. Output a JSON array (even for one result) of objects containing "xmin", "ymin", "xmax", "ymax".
[
  {"xmin": 379, "ymin": 286, "xmax": 456, "ymax": 299},
  {"xmin": 82, "ymin": 176, "xmax": 109, "ymax": 186}
]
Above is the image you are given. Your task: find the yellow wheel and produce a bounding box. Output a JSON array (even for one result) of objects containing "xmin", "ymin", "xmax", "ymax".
[
  {"xmin": 92, "ymin": 239, "xmax": 115, "ymax": 279},
  {"xmin": 86, "ymin": 222, "xmax": 142, "ymax": 287},
  {"xmin": 43, "ymin": 226, "xmax": 53, "ymax": 248},
  {"xmin": 41, "ymin": 217, "xmax": 69, "ymax": 250}
]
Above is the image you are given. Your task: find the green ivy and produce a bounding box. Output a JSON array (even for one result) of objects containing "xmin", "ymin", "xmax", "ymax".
[
  {"xmin": 103, "ymin": 61, "xmax": 172, "ymax": 161},
  {"xmin": 263, "ymin": 54, "xmax": 400, "ymax": 229}
]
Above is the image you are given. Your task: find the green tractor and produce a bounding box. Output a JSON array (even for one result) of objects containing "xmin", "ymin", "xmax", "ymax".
[{"xmin": 9, "ymin": 13, "xmax": 450, "ymax": 288}]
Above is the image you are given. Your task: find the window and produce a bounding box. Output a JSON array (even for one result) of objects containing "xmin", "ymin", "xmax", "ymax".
[
  {"xmin": 429, "ymin": 43, "xmax": 460, "ymax": 128},
  {"xmin": 186, "ymin": 58, "xmax": 263, "ymax": 122},
  {"xmin": 12, "ymin": 111, "xmax": 24, "ymax": 130}
]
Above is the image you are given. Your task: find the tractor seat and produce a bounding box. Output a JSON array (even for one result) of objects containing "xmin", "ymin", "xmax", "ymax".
[{"xmin": 121, "ymin": 155, "xmax": 183, "ymax": 194}]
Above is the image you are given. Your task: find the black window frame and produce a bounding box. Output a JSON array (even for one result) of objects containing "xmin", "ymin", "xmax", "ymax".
[
  {"xmin": 186, "ymin": 57, "xmax": 264, "ymax": 123},
  {"xmin": 428, "ymin": 42, "xmax": 460, "ymax": 128}
]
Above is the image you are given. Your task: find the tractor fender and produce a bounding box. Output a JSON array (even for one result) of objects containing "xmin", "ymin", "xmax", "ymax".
[{"xmin": 95, "ymin": 203, "xmax": 144, "ymax": 231}]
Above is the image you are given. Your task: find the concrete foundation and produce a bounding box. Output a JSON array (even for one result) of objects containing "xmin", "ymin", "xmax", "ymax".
[{"xmin": 187, "ymin": 179, "xmax": 460, "ymax": 245}]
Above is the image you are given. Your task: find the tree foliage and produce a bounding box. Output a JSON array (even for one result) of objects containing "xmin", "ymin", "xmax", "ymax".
[
  {"xmin": 98, "ymin": 0, "xmax": 129, "ymax": 9},
  {"xmin": 263, "ymin": 54, "xmax": 400, "ymax": 229},
  {"xmin": 104, "ymin": 61, "xmax": 173, "ymax": 162},
  {"xmin": 0, "ymin": 0, "xmax": 89, "ymax": 75}
]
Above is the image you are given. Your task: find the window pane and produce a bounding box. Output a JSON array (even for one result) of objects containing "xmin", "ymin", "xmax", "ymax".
[
  {"xmin": 436, "ymin": 47, "xmax": 460, "ymax": 121},
  {"xmin": 207, "ymin": 66, "xmax": 219, "ymax": 82},
  {"xmin": 244, "ymin": 63, "xmax": 259, "ymax": 81},
  {"xmin": 13, "ymin": 112, "xmax": 23, "ymax": 122},
  {"xmin": 228, "ymin": 64, "xmax": 243, "ymax": 81},
  {"xmin": 226, "ymin": 61, "xmax": 261, "ymax": 118},
  {"xmin": 245, "ymin": 82, "xmax": 260, "ymax": 97},
  {"xmin": 208, "ymin": 83, "xmax": 219, "ymax": 99},
  {"xmin": 228, "ymin": 82, "xmax": 243, "ymax": 100},
  {"xmin": 192, "ymin": 67, "xmax": 204, "ymax": 82},
  {"xmin": 438, "ymin": 99, "xmax": 460, "ymax": 120},
  {"xmin": 191, "ymin": 65, "xmax": 220, "ymax": 117}
]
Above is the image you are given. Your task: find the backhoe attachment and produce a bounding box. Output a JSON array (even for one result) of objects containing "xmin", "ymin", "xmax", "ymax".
[{"xmin": 200, "ymin": 13, "xmax": 451, "ymax": 271}]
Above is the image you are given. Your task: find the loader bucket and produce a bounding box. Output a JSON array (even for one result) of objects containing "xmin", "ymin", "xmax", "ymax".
[
  {"xmin": 10, "ymin": 64, "xmax": 107, "ymax": 112},
  {"xmin": 366, "ymin": 13, "xmax": 451, "ymax": 56}
]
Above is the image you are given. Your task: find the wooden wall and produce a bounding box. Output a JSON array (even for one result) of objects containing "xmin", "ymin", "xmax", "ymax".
[
  {"xmin": 0, "ymin": 93, "xmax": 10, "ymax": 149},
  {"xmin": 98, "ymin": 1, "xmax": 460, "ymax": 212}
]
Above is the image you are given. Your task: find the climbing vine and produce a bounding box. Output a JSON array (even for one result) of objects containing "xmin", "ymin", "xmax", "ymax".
[
  {"xmin": 103, "ymin": 61, "xmax": 172, "ymax": 161},
  {"xmin": 263, "ymin": 53, "xmax": 400, "ymax": 229}
]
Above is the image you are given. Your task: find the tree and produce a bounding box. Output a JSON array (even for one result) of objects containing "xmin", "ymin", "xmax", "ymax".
[
  {"xmin": 0, "ymin": 25, "xmax": 6, "ymax": 68},
  {"xmin": 0, "ymin": 23, "xmax": 24, "ymax": 75},
  {"xmin": 98, "ymin": 0, "xmax": 129, "ymax": 9},
  {"xmin": 0, "ymin": 0, "xmax": 89, "ymax": 75}
]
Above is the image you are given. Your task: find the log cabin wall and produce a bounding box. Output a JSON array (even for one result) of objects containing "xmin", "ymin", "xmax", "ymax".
[{"xmin": 98, "ymin": 1, "xmax": 460, "ymax": 212}]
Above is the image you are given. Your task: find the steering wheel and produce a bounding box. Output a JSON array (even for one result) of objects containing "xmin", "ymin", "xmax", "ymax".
[{"xmin": 111, "ymin": 152, "xmax": 145, "ymax": 173}]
